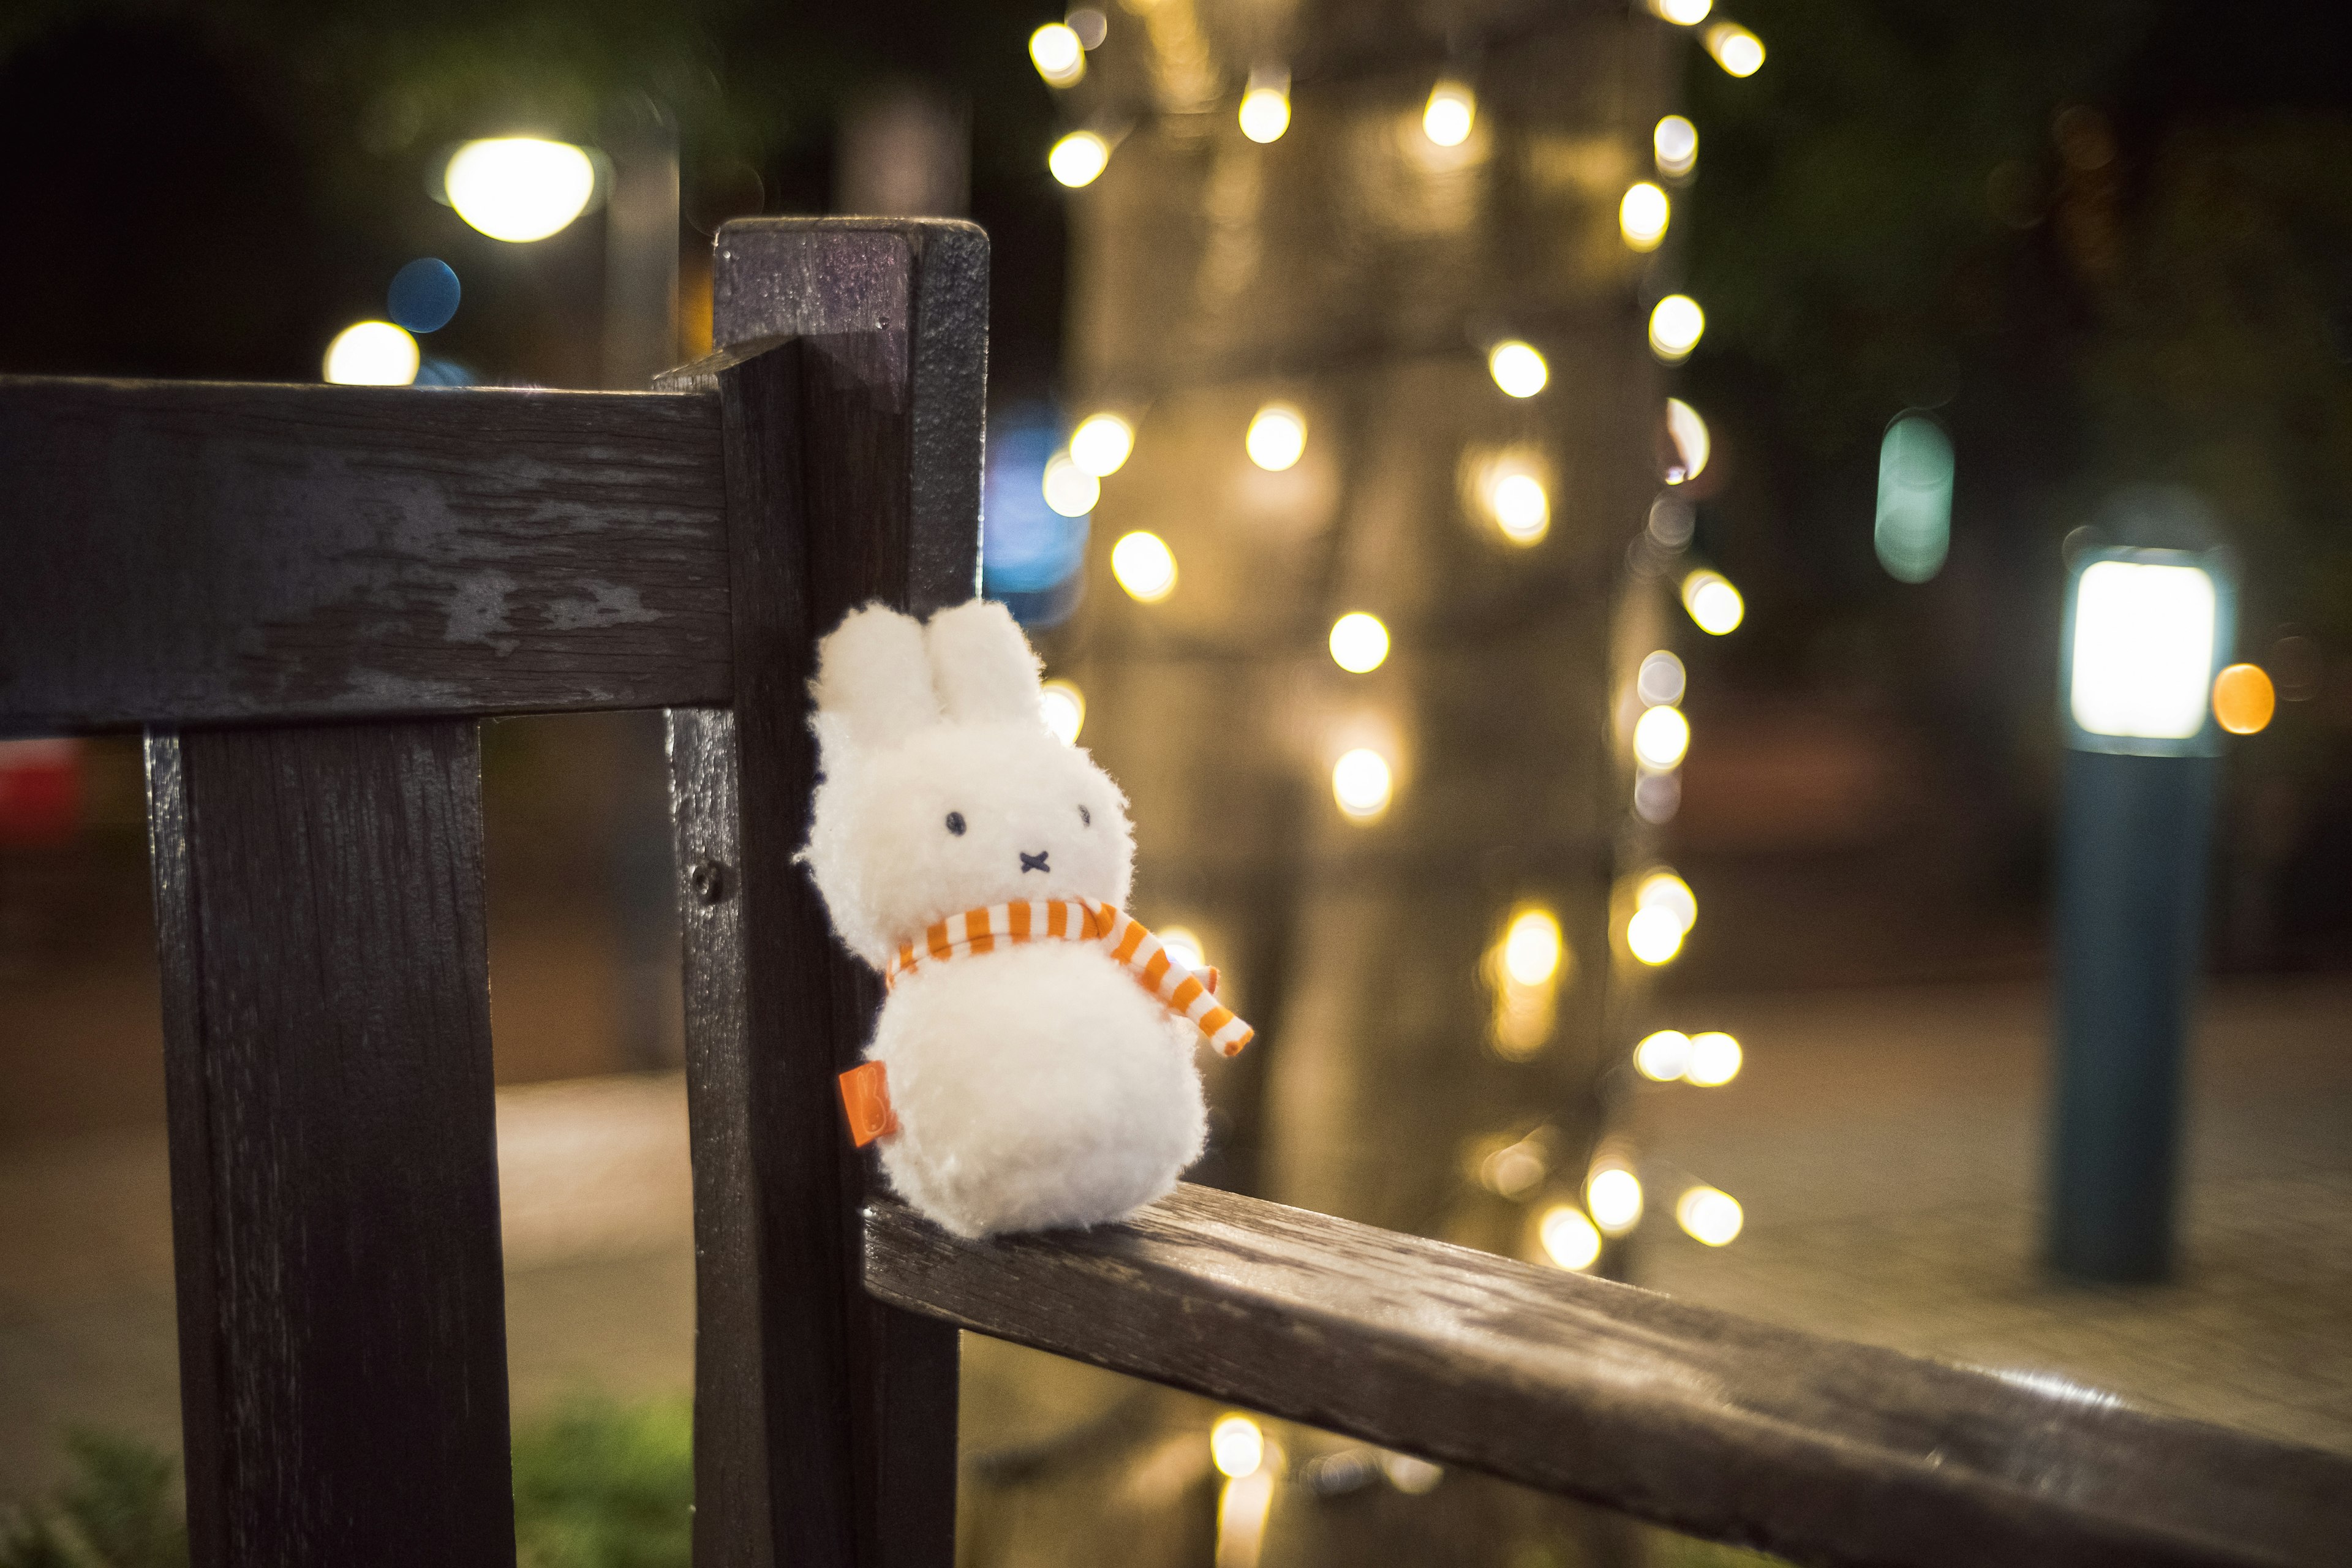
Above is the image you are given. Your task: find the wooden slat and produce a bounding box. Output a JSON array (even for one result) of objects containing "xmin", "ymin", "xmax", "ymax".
[
  {"xmin": 866, "ymin": 1184, "xmax": 2352, "ymax": 1568},
  {"xmin": 146, "ymin": 722, "xmax": 513, "ymax": 1568},
  {"xmin": 0, "ymin": 377, "xmax": 730, "ymax": 732},
  {"xmin": 668, "ymin": 217, "xmax": 986, "ymax": 1568}
]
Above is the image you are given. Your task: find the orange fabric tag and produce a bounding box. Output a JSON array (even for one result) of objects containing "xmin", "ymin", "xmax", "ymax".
[{"xmin": 838, "ymin": 1061, "xmax": 898, "ymax": 1148}]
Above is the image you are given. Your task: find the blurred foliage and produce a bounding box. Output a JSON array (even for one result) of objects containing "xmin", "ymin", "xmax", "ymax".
[{"xmin": 0, "ymin": 1431, "xmax": 186, "ymax": 1568}]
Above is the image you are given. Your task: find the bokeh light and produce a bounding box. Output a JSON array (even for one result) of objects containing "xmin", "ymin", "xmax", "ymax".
[
  {"xmin": 1491, "ymin": 472, "xmax": 1550, "ymax": 544},
  {"xmin": 1041, "ymin": 452, "xmax": 1099, "ymax": 518},
  {"xmin": 1049, "ymin": 131, "xmax": 1110, "ymax": 187},
  {"xmin": 1212, "ymin": 1414, "xmax": 1265, "ymax": 1479},
  {"xmin": 1705, "ymin": 22, "xmax": 1766, "ymax": 77},
  {"xmin": 1875, "ymin": 414, "xmax": 1954, "ymax": 582},
  {"xmin": 323, "ymin": 322, "xmax": 420, "ymax": 386},
  {"xmin": 1586, "ymin": 1166, "xmax": 1644, "ymax": 1234},
  {"xmin": 1039, "ymin": 679, "xmax": 1086, "ymax": 744},
  {"xmin": 1069, "ymin": 412, "xmax": 1135, "ymax": 476},
  {"xmin": 445, "ymin": 138, "xmax": 597, "ymax": 243},
  {"xmin": 1538, "ymin": 1205, "xmax": 1603, "ymax": 1270},
  {"xmin": 1332, "ymin": 748, "xmax": 1394, "ymax": 820},
  {"xmin": 1633, "ymin": 704, "xmax": 1691, "ymax": 770},
  {"xmin": 1488, "ymin": 340, "xmax": 1549, "ymax": 398},
  {"xmin": 1159, "ymin": 925, "xmax": 1206, "ymax": 971},
  {"xmin": 2069, "ymin": 561, "xmax": 2217, "ymax": 740},
  {"xmin": 2213, "ymin": 663, "xmax": 2276, "ymax": 735},
  {"xmin": 1111, "ymin": 530, "xmax": 1178, "ymax": 602},
  {"xmin": 1653, "ymin": 0, "xmax": 1713, "ymax": 23},
  {"xmin": 1634, "ymin": 1030, "xmax": 1694, "ymax": 1081},
  {"xmin": 1681, "ymin": 570, "xmax": 1744, "ymax": 635},
  {"xmin": 1685, "ymin": 1031, "xmax": 1743, "ymax": 1087},
  {"xmin": 1329, "ymin": 612, "xmax": 1392, "ymax": 673},
  {"xmin": 1246, "ymin": 402, "xmax": 1308, "ymax": 470},
  {"xmin": 1422, "ymin": 81, "xmax": 1476, "ymax": 147},
  {"xmin": 1637, "ymin": 650, "xmax": 1687, "ymax": 707},
  {"xmin": 1620, "ymin": 182, "xmax": 1670, "ymax": 251},
  {"xmin": 1676, "ymin": 1185, "xmax": 1744, "ymax": 1245},
  {"xmin": 1654, "ymin": 115, "xmax": 1699, "ymax": 178},
  {"xmin": 1626, "ymin": 906, "xmax": 1686, "ymax": 965},
  {"xmin": 1636, "ymin": 871, "xmax": 1697, "ymax": 935},
  {"xmin": 1649, "ymin": 294, "xmax": 1705, "ymax": 362},
  {"xmin": 1664, "ymin": 398, "xmax": 1710, "ymax": 484},
  {"xmin": 387, "ymin": 258, "xmax": 461, "ymax": 334},
  {"xmin": 1029, "ymin": 23, "xmax": 1086, "ymax": 86},
  {"xmin": 1239, "ymin": 75, "xmax": 1292, "ymax": 143},
  {"xmin": 1503, "ymin": 908, "xmax": 1564, "ymax": 987}
]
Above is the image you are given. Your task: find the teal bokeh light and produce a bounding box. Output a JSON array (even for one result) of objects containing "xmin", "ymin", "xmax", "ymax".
[{"xmin": 1874, "ymin": 413, "xmax": 1953, "ymax": 583}]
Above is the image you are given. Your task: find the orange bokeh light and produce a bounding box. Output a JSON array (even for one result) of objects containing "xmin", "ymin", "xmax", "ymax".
[{"xmin": 2212, "ymin": 663, "xmax": 2275, "ymax": 735}]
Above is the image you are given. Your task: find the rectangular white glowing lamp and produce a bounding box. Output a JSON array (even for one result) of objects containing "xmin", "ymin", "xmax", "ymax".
[{"xmin": 2069, "ymin": 560, "xmax": 2217, "ymax": 740}]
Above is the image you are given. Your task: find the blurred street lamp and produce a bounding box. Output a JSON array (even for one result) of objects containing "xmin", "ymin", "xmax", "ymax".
[
  {"xmin": 445, "ymin": 138, "xmax": 598, "ymax": 243},
  {"xmin": 2050, "ymin": 496, "xmax": 2236, "ymax": 1282}
]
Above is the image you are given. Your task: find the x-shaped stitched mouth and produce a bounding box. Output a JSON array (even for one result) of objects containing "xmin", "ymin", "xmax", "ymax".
[{"xmin": 1020, "ymin": 850, "xmax": 1051, "ymax": 873}]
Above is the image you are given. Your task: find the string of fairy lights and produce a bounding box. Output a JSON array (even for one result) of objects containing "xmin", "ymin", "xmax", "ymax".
[{"xmin": 1019, "ymin": 0, "xmax": 1766, "ymax": 1299}]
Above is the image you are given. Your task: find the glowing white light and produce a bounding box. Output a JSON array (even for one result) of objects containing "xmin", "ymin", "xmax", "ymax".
[
  {"xmin": 1627, "ymin": 906, "xmax": 1686, "ymax": 965},
  {"xmin": 1620, "ymin": 182, "xmax": 1670, "ymax": 251},
  {"xmin": 1491, "ymin": 473, "xmax": 1550, "ymax": 543},
  {"xmin": 1239, "ymin": 77, "xmax": 1291, "ymax": 144},
  {"xmin": 1159, "ymin": 925, "xmax": 1205, "ymax": 971},
  {"xmin": 1633, "ymin": 705, "xmax": 1691, "ymax": 770},
  {"xmin": 1634, "ymin": 1029, "xmax": 1694, "ymax": 1081},
  {"xmin": 1649, "ymin": 294, "xmax": 1705, "ymax": 361},
  {"xmin": 1379, "ymin": 1452, "xmax": 1444, "ymax": 1494},
  {"xmin": 1654, "ymin": 0, "xmax": 1713, "ymax": 23},
  {"xmin": 2069, "ymin": 561, "xmax": 2217, "ymax": 741},
  {"xmin": 1636, "ymin": 873, "xmax": 1696, "ymax": 938},
  {"xmin": 444, "ymin": 138, "xmax": 597, "ymax": 243},
  {"xmin": 1049, "ymin": 130, "xmax": 1110, "ymax": 187},
  {"xmin": 1111, "ymin": 531, "xmax": 1177, "ymax": 602},
  {"xmin": 323, "ymin": 322, "xmax": 420, "ymax": 386},
  {"xmin": 1654, "ymin": 115, "xmax": 1698, "ymax": 178},
  {"xmin": 1637, "ymin": 650, "xmax": 1686, "ymax": 707},
  {"xmin": 1042, "ymin": 452, "xmax": 1100, "ymax": 518},
  {"xmin": 1039, "ymin": 679, "xmax": 1085, "ymax": 744},
  {"xmin": 1029, "ymin": 23, "xmax": 1087, "ymax": 86},
  {"xmin": 1676, "ymin": 1185, "xmax": 1744, "ymax": 1245},
  {"xmin": 1705, "ymin": 22, "xmax": 1765, "ymax": 77},
  {"xmin": 1586, "ymin": 1167, "xmax": 1644, "ymax": 1234},
  {"xmin": 1212, "ymin": 1415, "xmax": 1265, "ymax": 1479},
  {"xmin": 1686, "ymin": 1031, "xmax": 1742, "ymax": 1086},
  {"xmin": 1539, "ymin": 1205, "xmax": 1603, "ymax": 1270},
  {"xmin": 1422, "ymin": 81, "xmax": 1476, "ymax": 148},
  {"xmin": 1664, "ymin": 398, "xmax": 1710, "ymax": 484},
  {"xmin": 1329, "ymin": 612, "xmax": 1391, "ymax": 674},
  {"xmin": 1246, "ymin": 402, "xmax": 1307, "ymax": 470},
  {"xmin": 1482, "ymin": 1139, "xmax": 1546, "ymax": 1196},
  {"xmin": 1069, "ymin": 412, "xmax": 1135, "ymax": 477},
  {"xmin": 1332, "ymin": 748, "xmax": 1393, "ymax": 820},
  {"xmin": 1682, "ymin": 570, "xmax": 1744, "ymax": 635},
  {"xmin": 1503, "ymin": 908, "xmax": 1563, "ymax": 987},
  {"xmin": 1488, "ymin": 341, "xmax": 1549, "ymax": 398}
]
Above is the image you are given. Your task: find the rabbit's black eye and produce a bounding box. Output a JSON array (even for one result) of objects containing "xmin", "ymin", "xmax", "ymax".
[
  {"xmin": 1078, "ymin": 805, "xmax": 1091, "ymax": 826},
  {"xmin": 944, "ymin": 812, "xmax": 967, "ymax": 836}
]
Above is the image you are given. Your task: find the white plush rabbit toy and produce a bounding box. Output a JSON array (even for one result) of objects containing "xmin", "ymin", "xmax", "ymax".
[{"xmin": 800, "ymin": 598, "xmax": 1251, "ymax": 1238}]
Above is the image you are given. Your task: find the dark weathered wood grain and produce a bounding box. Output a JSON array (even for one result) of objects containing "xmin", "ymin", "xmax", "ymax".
[
  {"xmin": 1, "ymin": 378, "xmax": 729, "ymax": 732},
  {"xmin": 145, "ymin": 722, "xmax": 513, "ymax": 1568},
  {"xmin": 867, "ymin": 1184, "xmax": 2352, "ymax": 1568},
  {"xmin": 666, "ymin": 218, "xmax": 985, "ymax": 1568}
]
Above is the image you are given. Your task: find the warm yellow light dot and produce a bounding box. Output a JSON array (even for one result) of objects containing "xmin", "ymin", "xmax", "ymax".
[
  {"xmin": 1637, "ymin": 650, "xmax": 1687, "ymax": 707},
  {"xmin": 1649, "ymin": 294, "xmax": 1706, "ymax": 361},
  {"xmin": 1627, "ymin": 906, "xmax": 1686, "ymax": 965},
  {"xmin": 1682, "ymin": 570, "xmax": 1744, "ymax": 635},
  {"xmin": 1029, "ymin": 23, "xmax": 1087, "ymax": 86},
  {"xmin": 1159, "ymin": 925, "xmax": 1205, "ymax": 971},
  {"xmin": 1481, "ymin": 1140, "xmax": 1546, "ymax": 1198},
  {"xmin": 1329, "ymin": 612, "xmax": 1391, "ymax": 674},
  {"xmin": 323, "ymin": 322, "xmax": 420, "ymax": 386},
  {"xmin": 1686, "ymin": 1031, "xmax": 1742, "ymax": 1087},
  {"xmin": 1653, "ymin": 0, "xmax": 1713, "ymax": 23},
  {"xmin": 1491, "ymin": 473, "xmax": 1550, "ymax": 544},
  {"xmin": 1634, "ymin": 1030, "xmax": 1694, "ymax": 1082},
  {"xmin": 1538, "ymin": 1205, "xmax": 1603, "ymax": 1271},
  {"xmin": 1619, "ymin": 182, "xmax": 1670, "ymax": 251},
  {"xmin": 1042, "ymin": 452, "xmax": 1100, "ymax": 518},
  {"xmin": 1069, "ymin": 412, "xmax": 1135, "ymax": 477},
  {"xmin": 1586, "ymin": 1166, "xmax": 1643, "ymax": 1234},
  {"xmin": 1111, "ymin": 530, "xmax": 1177, "ymax": 602},
  {"xmin": 1676, "ymin": 1185, "xmax": 1744, "ymax": 1245},
  {"xmin": 1332, "ymin": 748, "xmax": 1393, "ymax": 820},
  {"xmin": 1633, "ymin": 705, "xmax": 1691, "ymax": 770},
  {"xmin": 1211, "ymin": 1415, "xmax": 1265, "ymax": 1479},
  {"xmin": 1635, "ymin": 871, "xmax": 1696, "ymax": 935},
  {"xmin": 2213, "ymin": 663, "xmax": 2275, "ymax": 735},
  {"xmin": 1246, "ymin": 402, "xmax": 1307, "ymax": 470},
  {"xmin": 1654, "ymin": 115, "xmax": 1699, "ymax": 178},
  {"xmin": 1503, "ymin": 908, "xmax": 1563, "ymax": 987},
  {"xmin": 1239, "ymin": 82, "xmax": 1291, "ymax": 144},
  {"xmin": 1664, "ymin": 398, "xmax": 1710, "ymax": 484},
  {"xmin": 1705, "ymin": 22, "xmax": 1765, "ymax": 77},
  {"xmin": 1039, "ymin": 679, "xmax": 1085, "ymax": 744},
  {"xmin": 1049, "ymin": 130, "xmax": 1110, "ymax": 187},
  {"xmin": 1488, "ymin": 341, "xmax": 1549, "ymax": 398},
  {"xmin": 444, "ymin": 138, "xmax": 598, "ymax": 243},
  {"xmin": 1422, "ymin": 81, "xmax": 1476, "ymax": 148}
]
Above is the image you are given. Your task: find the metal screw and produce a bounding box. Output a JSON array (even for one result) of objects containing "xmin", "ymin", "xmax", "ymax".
[{"xmin": 688, "ymin": 859, "xmax": 729, "ymax": 905}]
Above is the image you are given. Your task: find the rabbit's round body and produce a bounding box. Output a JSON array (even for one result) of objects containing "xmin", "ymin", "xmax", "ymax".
[
  {"xmin": 870, "ymin": 943, "xmax": 1205, "ymax": 1237},
  {"xmin": 799, "ymin": 599, "xmax": 1221, "ymax": 1238}
]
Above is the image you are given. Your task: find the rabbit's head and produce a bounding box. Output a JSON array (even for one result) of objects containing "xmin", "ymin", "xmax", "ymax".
[{"xmin": 801, "ymin": 600, "xmax": 1137, "ymax": 967}]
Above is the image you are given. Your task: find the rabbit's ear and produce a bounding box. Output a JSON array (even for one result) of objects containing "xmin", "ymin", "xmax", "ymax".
[
  {"xmin": 811, "ymin": 603, "xmax": 940, "ymax": 748},
  {"xmin": 925, "ymin": 599, "xmax": 1046, "ymax": 727}
]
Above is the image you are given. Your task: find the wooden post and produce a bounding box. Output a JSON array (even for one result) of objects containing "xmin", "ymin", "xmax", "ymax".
[{"xmin": 666, "ymin": 219, "xmax": 986, "ymax": 1568}]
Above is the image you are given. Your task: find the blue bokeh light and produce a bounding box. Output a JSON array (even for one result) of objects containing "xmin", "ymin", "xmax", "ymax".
[
  {"xmin": 983, "ymin": 412, "xmax": 1088, "ymax": 626},
  {"xmin": 388, "ymin": 258, "xmax": 462, "ymax": 334}
]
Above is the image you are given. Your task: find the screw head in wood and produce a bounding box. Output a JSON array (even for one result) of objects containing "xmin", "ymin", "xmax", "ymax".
[{"xmin": 688, "ymin": 858, "xmax": 729, "ymax": 905}]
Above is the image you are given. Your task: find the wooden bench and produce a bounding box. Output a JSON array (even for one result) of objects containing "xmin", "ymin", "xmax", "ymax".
[{"xmin": 2, "ymin": 218, "xmax": 2346, "ymax": 1568}]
